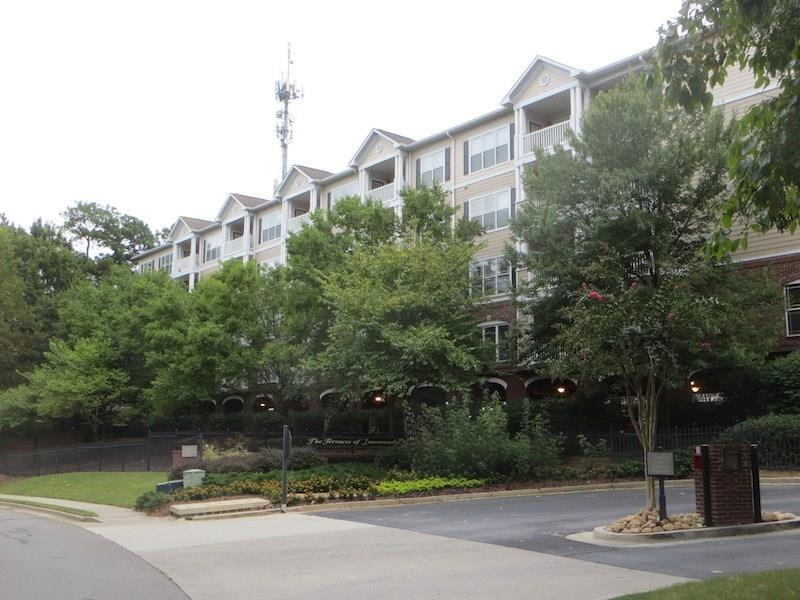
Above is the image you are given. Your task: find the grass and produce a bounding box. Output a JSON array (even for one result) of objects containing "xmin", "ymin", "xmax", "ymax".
[
  {"xmin": 0, "ymin": 498, "xmax": 98, "ymax": 518},
  {"xmin": 616, "ymin": 569, "xmax": 800, "ymax": 599},
  {"xmin": 0, "ymin": 472, "xmax": 168, "ymax": 508}
]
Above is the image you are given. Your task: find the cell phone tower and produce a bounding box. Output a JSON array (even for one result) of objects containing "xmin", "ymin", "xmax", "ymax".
[{"xmin": 275, "ymin": 43, "xmax": 302, "ymax": 181}]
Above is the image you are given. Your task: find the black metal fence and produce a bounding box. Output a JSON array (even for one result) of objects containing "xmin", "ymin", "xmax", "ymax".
[
  {"xmin": 0, "ymin": 433, "xmax": 202, "ymax": 476},
  {"xmin": 572, "ymin": 426, "xmax": 725, "ymax": 457}
]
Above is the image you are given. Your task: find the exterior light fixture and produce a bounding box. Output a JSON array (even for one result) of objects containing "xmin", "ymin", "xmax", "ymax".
[
  {"xmin": 556, "ymin": 385, "xmax": 567, "ymax": 394},
  {"xmin": 259, "ymin": 402, "xmax": 267, "ymax": 407},
  {"xmin": 690, "ymin": 381, "xmax": 701, "ymax": 393},
  {"xmin": 373, "ymin": 395, "xmax": 385, "ymax": 404}
]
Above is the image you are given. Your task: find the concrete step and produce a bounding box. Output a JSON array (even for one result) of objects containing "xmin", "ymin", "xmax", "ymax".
[
  {"xmin": 170, "ymin": 497, "xmax": 271, "ymax": 517},
  {"xmin": 185, "ymin": 507, "xmax": 281, "ymax": 521}
]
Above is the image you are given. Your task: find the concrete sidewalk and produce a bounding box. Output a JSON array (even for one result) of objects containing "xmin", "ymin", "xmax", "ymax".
[{"xmin": 86, "ymin": 511, "xmax": 688, "ymax": 600}]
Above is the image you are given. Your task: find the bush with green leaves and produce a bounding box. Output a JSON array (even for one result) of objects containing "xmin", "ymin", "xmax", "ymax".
[
  {"xmin": 720, "ymin": 414, "xmax": 800, "ymax": 468},
  {"xmin": 376, "ymin": 477, "xmax": 485, "ymax": 496},
  {"xmin": 134, "ymin": 490, "xmax": 172, "ymax": 513},
  {"xmin": 168, "ymin": 446, "xmax": 327, "ymax": 479},
  {"xmin": 763, "ymin": 353, "xmax": 800, "ymax": 414},
  {"xmin": 400, "ymin": 396, "xmax": 561, "ymax": 481}
]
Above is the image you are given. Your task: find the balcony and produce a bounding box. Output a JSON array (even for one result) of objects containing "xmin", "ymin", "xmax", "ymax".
[
  {"xmin": 522, "ymin": 120, "xmax": 571, "ymax": 157},
  {"xmin": 224, "ymin": 236, "xmax": 244, "ymax": 256},
  {"xmin": 287, "ymin": 212, "xmax": 311, "ymax": 234},
  {"xmin": 174, "ymin": 255, "xmax": 198, "ymax": 275},
  {"xmin": 367, "ymin": 182, "xmax": 395, "ymax": 204}
]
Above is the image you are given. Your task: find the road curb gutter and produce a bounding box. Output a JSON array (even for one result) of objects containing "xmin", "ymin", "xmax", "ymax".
[
  {"xmin": 0, "ymin": 500, "xmax": 101, "ymax": 523},
  {"xmin": 592, "ymin": 517, "xmax": 800, "ymax": 544}
]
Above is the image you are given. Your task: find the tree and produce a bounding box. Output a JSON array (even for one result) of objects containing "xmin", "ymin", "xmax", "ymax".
[
  {"xmin": 512, "ymin": 77, "xmax": 780, "ymax": 509},
  {"xmin": 62, "ymin": 201, "xmax": 157, "ymax": 263},
  {"xmin": 27, "ymin": 338, "xmax": 129, "ymax": 440},
  {"xmin": 0, "ymin": 227, "xmax": 39, "ymax": 389},
  {"xmin": 316, "ymin": 185, "xmax": 487, "ymax": 400},
  {"xmin": 656, "ymin": 0, "xmax": 800, "ymax": 251}
]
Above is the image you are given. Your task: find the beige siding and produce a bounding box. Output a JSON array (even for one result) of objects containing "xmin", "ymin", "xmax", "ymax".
[
  {"xmin": 218, "ymin": 199, "xmax": 246, "ymax": 224},
  {"xmin": 359, "ymin": 134, "xmax": 394, "ymax": 166},
  {"xmin": 734, "ymin": 228, "xmax": 800, "ymax": 262},
  {"xmin": 453, "ymin": 113, "xmax": 515, "ymax": 185},
  {"xmin": 135, "ymin": 248, "xmax": 172, "ymax": 268},
  {"xmin": 456, "ymin": 170, "xmax": 516, "ymax": 261},
  {"xmin": 711, "ymin": 64, "xmax": 759, "ymax": 106},
  {"xmin": 718, "ymin": 88, "xmax": 780, "ymax": 121},
  {"xmin": 514, "ymin": 65, "xmax": 573, "ymax": 104},
  {"xmin": 255, "ymin": 245, "xmax": 282, "ymax": 262},
  {"xmin": 171, "ymin": 221, "xmax": 190, "ymax": 241},
  {"xmin": 320, "ymin": 174, "xmax": 359, "ymax": 209},
  {"xmin": 198, "ymin": 263, "xmax": 221, "ymax": 280},
  {"xmin": 284, "ymin": 170, "xmax": 311, "ymax": 196}
]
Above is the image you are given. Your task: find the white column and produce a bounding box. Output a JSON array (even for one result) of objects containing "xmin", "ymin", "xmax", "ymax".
[
  {"xmin": 569, "ymin": 87, "xmax": 578, "ymax": 132},
  {"xmin": 171, "ymin": 242, "xmax": 179, "ymax": 277},
  {"xmin": 574, "ymin": 85, "xmax": 584, "ymax": 136},
  {"xmin": 188, "ymin": 235, "xmax": 197, "ymax": 290},
  {"xmin": 359, "ymin": 169, "xmax": 367, "ymax": 202},
  {"xmin": 310, "ymin": 187, "xmax": 319, "ymax": 212},
  {"xmin": 515, "ymin": 107, "xmax": 523, "ymax": 159},
  {"xmin": 243, "ymin": 214, "xmax": 252, "ymax": 256}
]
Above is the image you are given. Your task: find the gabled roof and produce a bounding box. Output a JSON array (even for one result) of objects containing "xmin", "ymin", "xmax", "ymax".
[
  {"xmin": 229, "ymin": 193, "xmax": 269, "ymax": 208},
  {"xmin": 501, "ymin": 55, "xmax": 582, "ymax": 106},
  {"xmin": 349, "ymin": 128, "xmax": 415, "ymax": 167},
  {"xmin": 167, "ymin": 215, "xmax": 218, "ymax": 241},
  {"xmin": 294, "ymin": 165, "xmax": 334, "ymax": 181}
]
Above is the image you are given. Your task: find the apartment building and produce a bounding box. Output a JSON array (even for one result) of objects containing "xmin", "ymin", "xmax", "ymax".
[{"xmin": 134, "ymin": 50, "xmax": 797, "ymax": 409}]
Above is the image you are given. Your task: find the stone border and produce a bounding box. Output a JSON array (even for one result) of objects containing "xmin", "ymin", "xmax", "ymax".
[{"xmin": 593, "ymin": 517, "xmax": 800, "ymax": 543}]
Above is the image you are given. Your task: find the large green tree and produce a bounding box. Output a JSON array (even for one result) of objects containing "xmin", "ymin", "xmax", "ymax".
[
  {"xmin": 316, "ymin": 186, "xmax": 487, "ymax": 400},
  {"xmin": 62, "ymin": 201, "xmax": 157, "ymax": 263},
  {"xmin": 512, "ymin": 77, "xmax": 779, "ymax": 509},
  {"xmin": 656, "ymin": 0, "xmax": 800, "ymax": 251}
]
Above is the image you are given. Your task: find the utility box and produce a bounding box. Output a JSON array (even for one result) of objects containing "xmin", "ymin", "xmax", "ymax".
[
  {"xmin": 694, "ymin": 444, "xmax": 760, "ymax": 526},
  {"xmin": 183, "ymin": 469, "xmax": 206, "ymax": 488}
]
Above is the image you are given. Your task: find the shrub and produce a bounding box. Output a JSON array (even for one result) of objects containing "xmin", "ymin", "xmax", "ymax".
[
  {"xmin": 376, "ymin": 477, "xmax": 485, "ymax": 496},
  {"xmin": 605, "ymin": 460, "xmax": 645, "ymax": 480},
  {"xmin": 134, "ymin": 491, "xmax": 172, "ymax": 513},
  {"xmin": 719, "ymin": 414, "xmax": 800, "ymax": 467},
  {"xmin": 763, "ymin": 353, "xmax": 800, "ymax": 413},
  {"xmin": 576, "ymin": 434, "xmax": 609, "ymax": 458},
  {"xmin": 374, "ymin": 444, "xmax": 412, "ymax": 470},
  {"xmin": 401, "ymin": 396, "xmax": 561, "ymax": 481},
  {"xmin": 168, "ymin": 447, "xmax": 327, "ymax": 479}
]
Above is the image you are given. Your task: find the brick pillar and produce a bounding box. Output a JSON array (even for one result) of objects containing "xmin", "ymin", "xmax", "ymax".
[{"xmin": 694, "ymin": 444, "xmax": 755, "ymax": 526}]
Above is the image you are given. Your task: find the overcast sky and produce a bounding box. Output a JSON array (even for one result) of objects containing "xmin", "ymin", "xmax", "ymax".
[{"xmin": 0, "ymin": 0, "xmax": 681, "ymax": 232}]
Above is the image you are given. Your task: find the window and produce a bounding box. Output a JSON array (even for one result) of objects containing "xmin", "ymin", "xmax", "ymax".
[
  {"xmin": 158, "ymin": 253, "xmax": 173, "ymax": 272},
  {"xmin": 139, "ymin": 260, "xmax": 154, "ymax": 273},
  {"xmin": 471, "ymin": 257, "xmax": 512, "ymax": 296},
  {"xmin": 469, "ymin": 189, "xmax": 511, "ymax": 232},
  {"xmin": 331, "ymin": 182, "xmax": 359, "ymax": 208},
  {"xmin": 469, "ymin": 126, "xmax": 510, "ymax": 173},
  {"xmin": 420, "ymin": 150, "xmax": 445, "ymax": 186},
  {"xmin": 204, "ymin": 238, "xmax": 221, "ymax": 262},
  {"xmin": 259, "ymin": 212, "xmax": 282, "ymax": 244},
  {"xmin": 787, "ymin": 284, "xmax": 800, "ymax": 336},
  {"xmin": 481, "ymin": 323, "xmax": 510, "ymax": 362}
]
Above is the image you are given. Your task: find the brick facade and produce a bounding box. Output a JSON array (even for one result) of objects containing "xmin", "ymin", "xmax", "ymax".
[
  {"xmin": 737, "ymin": 253, "xmax": 800, "ymax": 353},
  {"xmin": 694, "ymin": 444, "xmax": 756, "ymax": 526}
]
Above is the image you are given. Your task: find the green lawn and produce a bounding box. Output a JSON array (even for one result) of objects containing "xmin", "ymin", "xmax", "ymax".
[
  {"xmin": 0, "ymin": 472, "xmax": 168, "ymax": 508},
  {"xmin": 616, "ymin": 569, "xmax": 800, "ymax": 599}
]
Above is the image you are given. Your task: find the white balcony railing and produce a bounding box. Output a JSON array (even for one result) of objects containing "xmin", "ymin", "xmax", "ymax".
[
  {"xmin": 287, "ymin": 212, "xmax": 311, "ymax": 234},
  {"xmin": 174, "ymin": 255, "xmax": 198, "ymax": 275},
  {"xmin": 522, "ymin": 120, "xmax": 571, "ymax": 156},
  {"xmin": 224, "ymin": 236, "xmax": 244, "ymax": 256},
  {"xmin": 367, "ymin": 182, "xmax": 395, "ymax": 204}
]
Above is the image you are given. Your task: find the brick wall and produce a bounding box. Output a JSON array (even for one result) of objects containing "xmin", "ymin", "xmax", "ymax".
[
  {"xmin": 694, "ymin": 444, "xmax": 755, "ymax": 526},
  {"xmin": 737, "ymin": 253, "xmax": 800, "ymax": 353}
]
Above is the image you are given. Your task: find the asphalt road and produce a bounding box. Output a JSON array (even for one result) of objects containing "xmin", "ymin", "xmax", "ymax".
[
  {"xmin": 321, "ymin": 483, "xmax": 800, "ymax": 581},
  {"xmin": 0, "ymin": 508, "xmax": 188, "ymax": 600}
]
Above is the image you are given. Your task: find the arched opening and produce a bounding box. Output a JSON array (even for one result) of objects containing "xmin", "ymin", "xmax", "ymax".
[
  {"xmin": 409, "ymin": 385, "xmax": 447, "ymax": 408},
  {"xmin": 525, "ymin": 377, "xmax": 577, "ymax": 399},
  {"xmin": 197, "ymin": 399, "xmax": 217, "ymax": 416},
  {"xmin": 222, "ymin": 396, "xmax": 244, "ymax": 415}
]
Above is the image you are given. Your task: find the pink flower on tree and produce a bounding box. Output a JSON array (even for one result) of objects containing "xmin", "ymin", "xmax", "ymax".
[{"xmin": 588, "ymin": 290, "xmax": 604, "ymax": 302}]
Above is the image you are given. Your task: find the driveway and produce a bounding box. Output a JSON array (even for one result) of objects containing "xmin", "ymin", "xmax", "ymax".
[{"xmin": 0, "ymin": 508, "xmax": 187, "ymax": 600}]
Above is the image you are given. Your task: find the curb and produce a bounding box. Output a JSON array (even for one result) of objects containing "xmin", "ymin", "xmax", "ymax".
[
  {"xmin": 0, "ymin": 500, "xmax": 101, "ymax": 523},
  {"xmin": 592, "ymin": 517, "xmax": 800, "ymax": 544},
  {"xmin": 287, "ymin": 479, "xmax": 698, "ymax": 514}
]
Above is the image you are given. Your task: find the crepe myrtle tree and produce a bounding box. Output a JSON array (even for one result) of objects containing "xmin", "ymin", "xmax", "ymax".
[
  {"xmin": 656, "ymin": 0, "xmax": 800, "ymax": 254},
  {"xmin": 511, "ymin": 76, "xmax": 780, "ymax": 509}
]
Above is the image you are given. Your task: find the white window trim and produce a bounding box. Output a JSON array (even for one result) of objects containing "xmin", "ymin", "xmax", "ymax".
[
  {"xmin": 468, "ymin": 188, "xmax": 512, "ymax": 234},
  {"xmin": 786, "ymin": 282, "xmax": 800, "ymax": 337},
  {"xmin": 471, "ymin": 255, "xmax": 512, "ymax": 297},
  {"xmin": 419, "ymin": 148, "xmax": 446, "ymax": 187},
  {"xmin": 479, "ymin": 321, "xmax": 510, "ymax": 362},
  {"xmin": 468, "ymin": 125, "xmax": 511, "ymax": 174},
  {"xmin": 203, "ymin": 238, "xmax": 221, "ymax": 263},
  {"xmin": 158, "ymin": 254, "xmax": 173, "ymax": 272}
]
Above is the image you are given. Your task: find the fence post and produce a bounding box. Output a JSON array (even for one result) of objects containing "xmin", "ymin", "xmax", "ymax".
[
  {"xmin": 121, "ymin": 453, "xmax": 126, "ymax": 472},
  {"xmin": 77, "ymin": 447, "xmax": 81, "ymax": 472},
  {"xmin": 98, "ymin": 442, "xmax": 103, "ymax": 472},
  {"xmin": 35, "ymin": 451, "xmax": 40, "ymax": 476},
  {"xmin": 55, "ymin": 451, "xmax": 60, "ymax": 474},
  {"xmin": 146, "ymin": 432, "xmax": 152, "ymax": 472}
]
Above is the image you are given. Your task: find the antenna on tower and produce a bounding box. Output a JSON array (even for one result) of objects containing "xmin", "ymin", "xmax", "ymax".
[{"xmin": 275, "ymin": 43, "xmax": 302, "ymax": 182}]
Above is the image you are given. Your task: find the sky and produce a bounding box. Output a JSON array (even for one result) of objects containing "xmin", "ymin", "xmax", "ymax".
[{"xmin": 0, "ymin": 0, "xmax": 682, "ymax": 232}]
